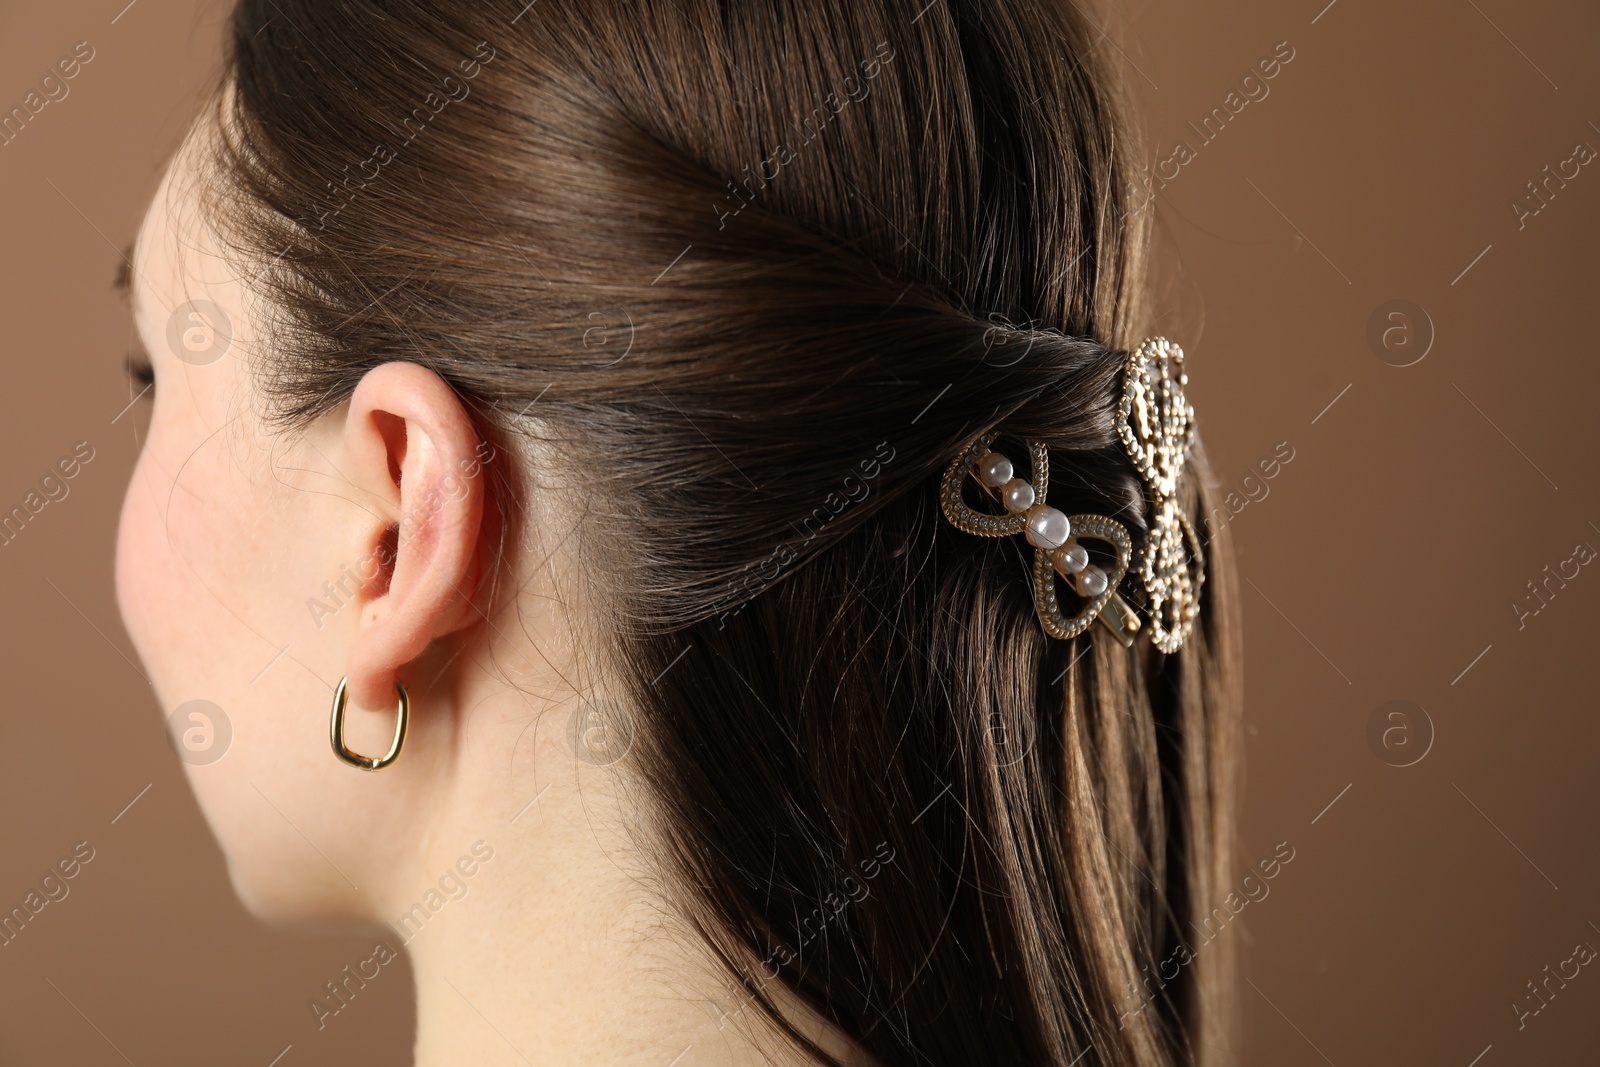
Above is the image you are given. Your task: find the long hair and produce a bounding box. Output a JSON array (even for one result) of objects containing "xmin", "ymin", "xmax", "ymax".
[{"xmin": 197, "ymin": 1, "xmax": 1242, "ymax": 1062}]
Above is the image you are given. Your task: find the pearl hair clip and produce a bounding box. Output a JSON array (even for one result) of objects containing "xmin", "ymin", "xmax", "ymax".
[{"xmin": 938, "ymin": 337, "xmax": 1204, "ymax": 652}]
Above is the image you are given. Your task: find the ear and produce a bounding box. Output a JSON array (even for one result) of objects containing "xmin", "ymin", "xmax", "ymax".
[{"xmin": 338, "ymin": 362, "xmax": 488, "ymax": 713}]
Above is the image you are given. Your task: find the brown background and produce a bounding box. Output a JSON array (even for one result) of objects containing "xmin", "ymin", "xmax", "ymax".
[{"xmin": 2, "ymin": 0, "xmax": 1596, "ymax": 1064}]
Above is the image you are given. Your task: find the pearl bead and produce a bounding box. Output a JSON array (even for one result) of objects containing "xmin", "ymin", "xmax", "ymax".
[
  {"xmin": 1024, "ymin": 505, "xmax": 1070, "ymax": 549},
  {"xmin": 977, "ymin": 452, "xmax": 1013, "ymax": 487},
  {"xmin": 1053, "ymin": 540, "xmax": 1089, "ymax": 576},
  {"xmin": 1001, "ymin": 478, "xmax": 1035, "ymax": 513},
  {"xmin": 1075, "ymin": 564, "xmax": 1108, "ymax": 597}
]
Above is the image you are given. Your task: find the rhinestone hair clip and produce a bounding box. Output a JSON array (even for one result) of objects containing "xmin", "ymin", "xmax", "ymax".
[{"xmin": 938, "ymin": 337, "xmax": 1205, "ymax": 652}]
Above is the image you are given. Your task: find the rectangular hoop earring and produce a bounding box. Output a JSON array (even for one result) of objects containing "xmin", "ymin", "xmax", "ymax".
[{"xmin": 330, "ymin": 676, "xmax": 410, "ymax": 771}]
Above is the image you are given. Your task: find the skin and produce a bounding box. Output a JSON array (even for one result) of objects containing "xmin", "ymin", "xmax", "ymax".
[{"xmin": 115, "ymin": 116, "xmax": 864, "ymax": 1067}]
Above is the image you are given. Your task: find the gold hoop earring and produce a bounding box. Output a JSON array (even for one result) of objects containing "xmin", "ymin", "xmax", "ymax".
[{"xmin": 329, "ymin": 676, "xmax": 410, "ymax": 771}]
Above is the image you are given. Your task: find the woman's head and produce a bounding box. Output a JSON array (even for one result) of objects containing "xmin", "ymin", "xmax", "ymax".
[{"xmin": 116, "ymin": 0, "xmax": 1239, "ymax": 1063}]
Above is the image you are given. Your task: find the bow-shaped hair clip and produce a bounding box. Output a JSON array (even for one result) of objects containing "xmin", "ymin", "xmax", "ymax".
[{"xmin": 938, "ymin": 337, "xmax": 1204, "ymax": 652}]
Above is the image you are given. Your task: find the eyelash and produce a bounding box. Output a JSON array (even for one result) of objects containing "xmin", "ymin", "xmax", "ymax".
[{"xmin": 126, "ymin": 353, "xmax": 155, "ymax": 394}]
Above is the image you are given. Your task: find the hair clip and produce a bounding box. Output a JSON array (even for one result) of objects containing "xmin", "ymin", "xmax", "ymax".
[
  {"xmin": 939, "ymin": 432, "xmax": 1142, "ymax": 646},
  {"xmin": 1118, "ymin": 337, "xmax": 1204, "ymax": 653},
  {"xmin": 938, "ymin": 337, "xmax": 1204, "ymax": 652}
]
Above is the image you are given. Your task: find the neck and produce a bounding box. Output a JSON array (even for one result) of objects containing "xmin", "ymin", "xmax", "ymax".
[{"xmin": 389, "ymin": 689, "xmax": 839, "ymax": 1067}]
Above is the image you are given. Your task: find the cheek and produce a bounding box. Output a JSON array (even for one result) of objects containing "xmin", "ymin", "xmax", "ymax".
[
  {"xmin": 113, "ymin": 424, "xmax": 257, "ymax": 837},
  {"xmin": 114, "ymin": 420, "xmax": 246, "ymax": 659},
  {"xmin": 110, "ymin": 417, "xmax": 281, "ymax": 842},
  {"xmin": 114, "ymin": 441, "xmax": 192, "ymax": 698},
  {"xmin": 114, "ymin": 405, "xmax": 287, "ymax": 673}
]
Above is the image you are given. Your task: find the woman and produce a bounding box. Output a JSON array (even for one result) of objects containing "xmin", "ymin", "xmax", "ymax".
[{"xmin": 115, "ymin": 0, "xmax": 1240, "ymax": 1063}]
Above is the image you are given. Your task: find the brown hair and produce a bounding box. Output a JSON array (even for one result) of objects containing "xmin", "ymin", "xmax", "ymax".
[{"xmin": 198, "ymin": 0, "xmax": 1241, "ymax": 1062}]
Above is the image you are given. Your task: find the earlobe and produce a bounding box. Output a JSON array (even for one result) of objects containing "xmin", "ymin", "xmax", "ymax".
[{"xmin": 337, "ymin": 362, "xmax": 489, "ymax": 712}]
